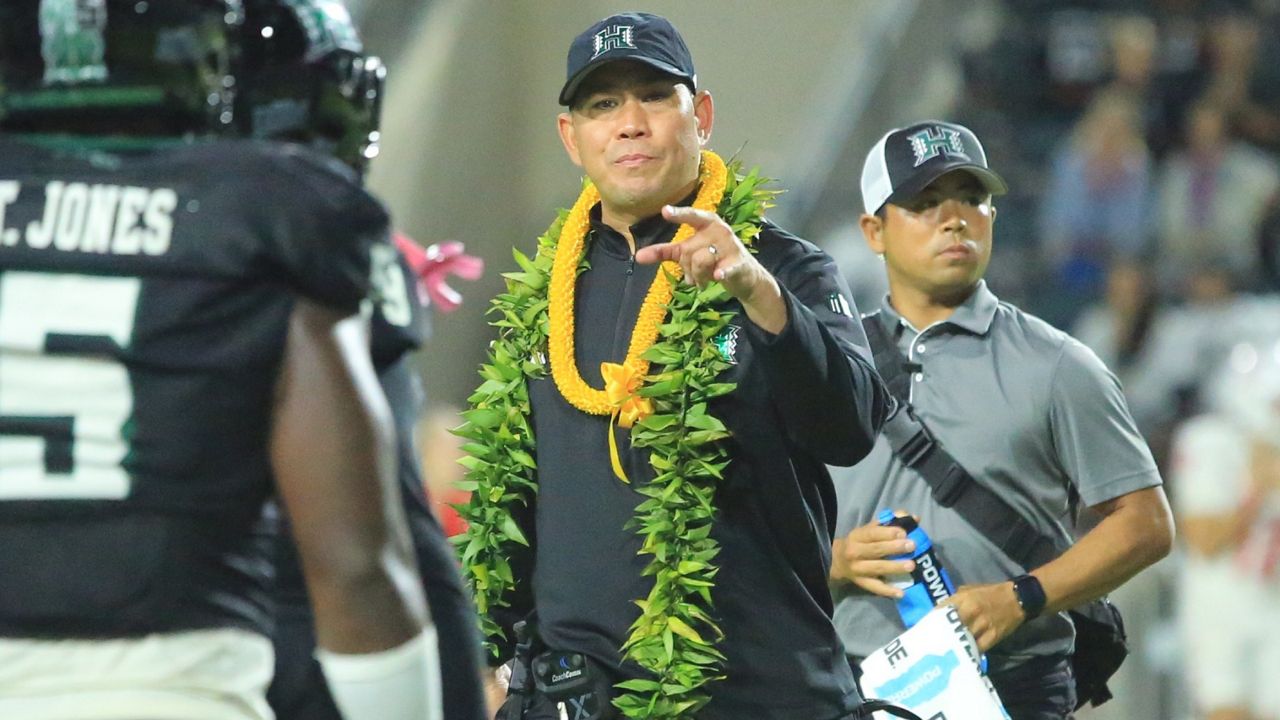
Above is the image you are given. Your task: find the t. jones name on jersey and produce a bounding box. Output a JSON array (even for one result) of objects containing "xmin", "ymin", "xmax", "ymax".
[{"xmin": 0, "ymin": 180, "xmax": 177, "ymax": 256}]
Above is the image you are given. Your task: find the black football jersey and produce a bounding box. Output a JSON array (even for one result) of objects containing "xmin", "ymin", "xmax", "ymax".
[{"xmin": 0, "ymin": 136, "xmax": 388, "ymax": 638}]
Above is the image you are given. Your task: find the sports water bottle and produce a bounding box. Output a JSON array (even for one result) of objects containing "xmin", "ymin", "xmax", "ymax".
[
  {"xmin": 878, "ymin": 508, "xmax": 956, "ymax": 628},
  {"xmin": 879, "ymin": 510, "xmax": 998, "ymax": 693}
]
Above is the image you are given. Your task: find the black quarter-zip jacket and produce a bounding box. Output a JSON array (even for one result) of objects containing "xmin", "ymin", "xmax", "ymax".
[{"xmin": 501, "ymin": 203, "xmax": 890, "ymax": 720}]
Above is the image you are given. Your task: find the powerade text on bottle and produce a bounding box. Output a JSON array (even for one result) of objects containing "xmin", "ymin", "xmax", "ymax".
[{"xmin": 878, "ymin": 508, "xmax": 956, "ymax": 627}]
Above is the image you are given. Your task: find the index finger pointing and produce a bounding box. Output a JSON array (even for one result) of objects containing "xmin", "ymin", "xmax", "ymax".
[
  {"xmin": 633, "ymin": 242, "xmax": 681, "ymax": 266},
  {"xmin": 661, "ymin": 204, "xmax": 719, "ymax": 230}
]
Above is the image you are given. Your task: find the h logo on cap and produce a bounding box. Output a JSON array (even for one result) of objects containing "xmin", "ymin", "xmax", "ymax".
[
  {"xmin": 592, "ymin": 25, "xmax": 635, "ymax": 59},
  {"xmin": 908, "ymin": 127, "xmax": 969, "ymax": 167}
]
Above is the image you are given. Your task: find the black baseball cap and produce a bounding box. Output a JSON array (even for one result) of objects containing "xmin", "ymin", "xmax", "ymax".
[
  {"xmin": 860, "ymin": 120, "xmax": 1008, "ymax": 214},
  {"xmin": 559, "ymin": 11, "xmax": 696, "ymax": 106}
]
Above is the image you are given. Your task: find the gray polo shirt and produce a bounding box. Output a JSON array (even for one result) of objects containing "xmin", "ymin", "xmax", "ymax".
[{"xmin": 831, "ymin": 281, "xmax": 1162, "ymax": 673}]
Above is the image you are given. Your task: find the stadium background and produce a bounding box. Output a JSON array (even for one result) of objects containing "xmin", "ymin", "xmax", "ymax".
[{"xmin": 347, "ymin": 1, "xmax": 1280, "ymax": 717}]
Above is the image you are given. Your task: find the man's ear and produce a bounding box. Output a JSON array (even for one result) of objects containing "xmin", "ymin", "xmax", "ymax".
[
  {"xmin": 859, "ymin": 212, "xmax": 886, "ymax": 255},
  {"xmin": 557, "ymin": 112, "xmax": 583, "ymax": 167},
  {"xmin": 693, "ymin": 90, "xmax": 714, "ymax": 145}
]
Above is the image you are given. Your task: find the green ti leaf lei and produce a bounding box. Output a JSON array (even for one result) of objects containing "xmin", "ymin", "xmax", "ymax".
[{"xmin": 454, "ymin": 160, "xmax": 778, "ymax": 720}]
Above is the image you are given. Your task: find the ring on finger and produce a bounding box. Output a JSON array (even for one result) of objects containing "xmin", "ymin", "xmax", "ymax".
[{"xmin": 706, "ymin": 244, "xmax": 718, "ymax": 256}]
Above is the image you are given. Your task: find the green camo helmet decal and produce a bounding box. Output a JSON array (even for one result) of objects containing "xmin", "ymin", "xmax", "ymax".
[{"xmin": 40, "ymin": 0, "xmax": 109, "ymax": 85}]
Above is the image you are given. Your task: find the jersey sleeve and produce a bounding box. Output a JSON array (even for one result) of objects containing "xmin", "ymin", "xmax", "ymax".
[
  {"xmin": 260, "ymin": 146, "xmax": 390, "ymax": 312},
  {"xmin": 1048, "ymin": 337, "xmax": 1163, "ymax": 507},
  {"xmin": 1170, "ymin": 415, "xmax": 1250, "ymax": 517},
  {"xmin": 368, "ymin": 246, "xmax": 428, "ymax": 369}
]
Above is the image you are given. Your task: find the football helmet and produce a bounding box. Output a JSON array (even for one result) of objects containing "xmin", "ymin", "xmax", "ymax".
[
  {"xmin": 0, "ymin": 0, "xmax": 384, "ymax": 172},
  {"xmin": 238, "ymin": 0, "xmax": 385, "ymax": 173},
  {"xmin": 0, "ymin": 0, "xmax": 241, "ymax": 137}
]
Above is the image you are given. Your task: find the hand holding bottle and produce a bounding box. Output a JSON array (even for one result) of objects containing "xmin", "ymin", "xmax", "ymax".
[{"xmin": 831, "ymin": 511, "xmax": 918, "ymax": 598}]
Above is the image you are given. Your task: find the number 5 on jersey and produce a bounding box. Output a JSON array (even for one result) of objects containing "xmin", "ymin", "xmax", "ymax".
[{"xmin": 0, "ymin": 271, "xmax": 138, "ymax": 500}]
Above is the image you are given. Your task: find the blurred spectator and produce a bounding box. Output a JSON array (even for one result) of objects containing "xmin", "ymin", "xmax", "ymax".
[
  {"xmin": 1156, "ymin": 97, "xmax": 1279, "ymax": 292},
  {"xmin": 1076, "ymin": 261, "xmax": 1277, "ymax": 461},
  {"xmin": 1202, "ymin": 11, "xmax": 1280, "ymax": 155},
  {"xmin": 1073, "ymin": 260, "xmax": 1160, "ymax": 375},
  {"xmin": 417, "ymin": 404, "xmax": 470, "ymax": 538},
  {"xmin": 1256, "ymin": 192, "xmax": 1280, "ymax": 290},
  {"xmin": 1039, "ymin": 89, "xmax": 1153, "ymax": 304},
  {"xmin": 1108, "ymin": 17, "xmax": 1158, "ymax": 109},
  {"xmin": 1073, "ymin": 260, "xmax": 1189, "ymax": 446},
  {"xmin": 1104, "ymin": 13, "xmax": 1189, "ymax": 158},
  {"xmin": 1171, "ymin": 340, "xmax": 1280, "ymax": 720},
  {"xmin": 1043, "ymin": 6, "xmax": 1113, "ymax": 118},
  {"xmin": 1163, "ymin": 262, "xmax": 1251, "ymax": 396}
]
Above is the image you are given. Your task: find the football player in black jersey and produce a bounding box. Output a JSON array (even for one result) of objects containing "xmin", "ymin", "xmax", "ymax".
[
  {"xmin": 229, "ymin": 4, "xmax": 490, "ymax": 720},
  {"xmin": 0, "ymin": 2, "xmax": 440, "ymax": 720}
]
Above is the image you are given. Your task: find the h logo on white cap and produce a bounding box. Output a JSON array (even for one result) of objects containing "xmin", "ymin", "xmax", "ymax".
[
  {"xmin": 908, "ymin": 126, "xmax": 969, "ymax": 167},
  {"xmin": 592, "ymin": 25, "xmax": 635, "ymax": 59}
]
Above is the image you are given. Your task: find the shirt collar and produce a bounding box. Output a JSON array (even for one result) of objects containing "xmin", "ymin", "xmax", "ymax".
[
  {"xmin": 877, "ymin": 280, "xmax": 999, "ymax": 336},
  {"xmin": 587, "ymin": 188, "xmax": 699, "ymax": 256}
]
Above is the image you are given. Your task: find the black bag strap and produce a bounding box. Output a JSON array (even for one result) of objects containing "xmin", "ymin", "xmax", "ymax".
[
  {"xmin": 862, "ymin": 315, "xmax": 919, "ymax": 404},
  {"xmin": 854, "ymin": 699, "xmax": 926, "ymax": 720},
  {"xmin": 861, "ymin": 315, "xmax": 1060, "ymax": 570}
]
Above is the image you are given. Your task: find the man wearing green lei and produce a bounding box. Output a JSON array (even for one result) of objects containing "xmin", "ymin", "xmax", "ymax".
[{"xmin": 458, "ymin": 12, "xmax": 891, "ymax": 720}]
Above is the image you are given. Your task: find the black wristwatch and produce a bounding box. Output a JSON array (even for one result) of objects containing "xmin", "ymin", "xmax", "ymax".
[{"xmin": 1011, "ymin": 574, "xmax": 1047, "ymax": 620}]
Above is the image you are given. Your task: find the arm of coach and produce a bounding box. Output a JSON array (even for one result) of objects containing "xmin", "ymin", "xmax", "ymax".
[
  {"xmin": 746, "ymin": 230, "xmax": 890, "ymax": 466},
  {"xmin": 638, "ymin": 211, "xmax": 891, "ymax": 467}
]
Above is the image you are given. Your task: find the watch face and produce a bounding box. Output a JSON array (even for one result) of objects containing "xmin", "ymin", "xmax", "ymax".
[{"xmin": 1014, "ymin": 575, "xmax": 1047, "ymax": 619}]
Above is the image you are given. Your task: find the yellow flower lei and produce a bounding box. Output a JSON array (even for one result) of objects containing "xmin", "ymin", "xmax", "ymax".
[
  {"xmin": 548, "ymin": 150, "xmax": 728, "ymax": 480},
  {"xmin": 548, "ymin": 150, "xmax": 728, "ymax": 420}
]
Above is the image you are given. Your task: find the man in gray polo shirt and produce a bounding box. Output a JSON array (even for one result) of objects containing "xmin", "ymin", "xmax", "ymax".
[{"xmin": 830, "ymin": 120, "xmax": 1175, "ymax": 720}]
